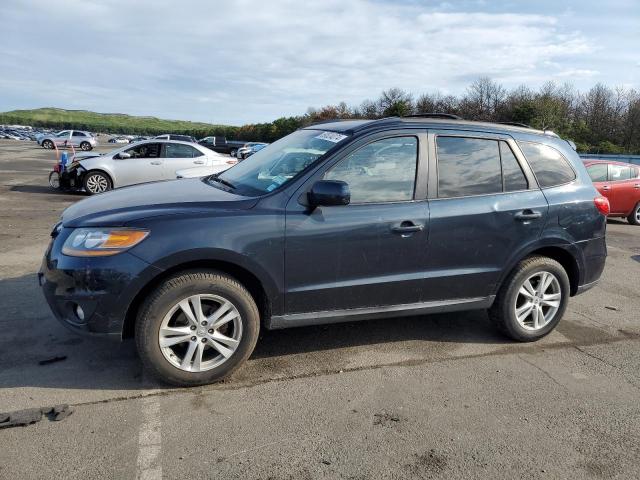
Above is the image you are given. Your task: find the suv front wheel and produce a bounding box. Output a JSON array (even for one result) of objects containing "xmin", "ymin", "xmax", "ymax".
[
  {"xmin": 136, "ymin": 270, "xmax": 260, "ymax": 386},
  {"xmin": 490, "ymin": 256, "xmax": 569, "ymax": 342}
]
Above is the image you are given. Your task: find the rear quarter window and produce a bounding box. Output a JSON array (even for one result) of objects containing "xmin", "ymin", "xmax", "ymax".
[{"xmin": 518, "ymin": 142, "xmax": 576, "ymax": 188}]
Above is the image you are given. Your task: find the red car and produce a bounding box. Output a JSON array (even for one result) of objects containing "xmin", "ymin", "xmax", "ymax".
[{"xmin": 583, "ymin": 159, "xmax": 640, "ymax": 225}]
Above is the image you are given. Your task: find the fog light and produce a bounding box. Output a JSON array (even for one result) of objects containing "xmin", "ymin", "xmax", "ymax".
[{"xmin": 75, "ymin": 304, "xmax": 85, "ymax": 321}]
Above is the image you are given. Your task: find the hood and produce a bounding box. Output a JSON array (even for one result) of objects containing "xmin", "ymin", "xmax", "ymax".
[
  {"xmin": 76, "ymin": 152, "xmax": 103, "ymax": 161},
  {"xmin": 62, "ymin": 177, "xmax": 258, "ymax": 227}
]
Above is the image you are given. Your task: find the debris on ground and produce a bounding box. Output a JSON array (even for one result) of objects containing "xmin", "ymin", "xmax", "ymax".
[
  {"xmin": 604, "ymin": 306, "xmax": 619, "ymax": 311},
  {"xmin": 0, "ymin": 404, "xmax": 73, "ymax": 429},
  {"xmin": 38, "ymin": 355, "xmax": 67, "ymax": 366},
  {"xmin": 373, "ymin": 410, "xmax": 401, "ymax": 426}
]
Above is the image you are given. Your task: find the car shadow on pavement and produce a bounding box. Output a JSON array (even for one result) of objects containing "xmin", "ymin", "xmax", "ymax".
[
  {"xmin": 0, "ymin": 273, "xmax": 507, "ymax": 394},
  {"xmin": 10, "ymin": 185, "xmax": 84, "ymax": 197}
]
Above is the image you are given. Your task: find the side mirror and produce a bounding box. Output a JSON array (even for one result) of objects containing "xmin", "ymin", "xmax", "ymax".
[
  {"xmin": 116, "ymin": 152, "xmax": 131, "ymax": 160},
  {"xmin": 308, "ymin": 180, "xmax": 350, "ymax": 207}
]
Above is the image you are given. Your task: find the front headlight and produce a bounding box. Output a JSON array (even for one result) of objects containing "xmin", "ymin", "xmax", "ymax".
[{"xmin": 62, "ymin": 228, "xmax": 149, "ymax": 257}]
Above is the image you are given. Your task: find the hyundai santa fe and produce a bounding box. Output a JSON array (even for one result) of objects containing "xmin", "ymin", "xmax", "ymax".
[{"xmin": 39, "ymin": 115, "xmax": 608, "ymax": 386}]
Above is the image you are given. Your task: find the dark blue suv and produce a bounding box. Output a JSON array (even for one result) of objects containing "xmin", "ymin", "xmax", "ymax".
[{"xmin": 40, "ymin": 115, "xmax": 608, "ymax": 386}]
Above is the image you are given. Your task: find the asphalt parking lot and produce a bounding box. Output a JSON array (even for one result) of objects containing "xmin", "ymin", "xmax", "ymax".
[{"xmin": 0, "ymin": 139, "xmax": 639, "ymax": 479}]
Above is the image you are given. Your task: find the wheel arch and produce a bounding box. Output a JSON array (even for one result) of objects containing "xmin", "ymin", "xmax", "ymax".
[
  {"xmin": 122, "ymin": 258, "xmax": 273, "ymax": 339},
  {"xmin": 82, "ymin": 168, "xmax": 114, "ymax": 188},
  {"xmin": 496, "ymin": 242, "xmax": 582, "ymax": 297}
]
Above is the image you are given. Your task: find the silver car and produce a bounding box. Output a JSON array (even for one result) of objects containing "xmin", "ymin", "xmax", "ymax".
[
  {"xmin": 37, "ymin": 130, "xmax": 97, "ymax": 151},
  {"xmin": 54, "ymin": 140, "xmax": 232, "ymax": 194}
]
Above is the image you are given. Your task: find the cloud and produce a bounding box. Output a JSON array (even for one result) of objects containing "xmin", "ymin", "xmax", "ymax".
[{"xmin": 0, "ymin": 0, "xmax": 630, "ymax": 124}]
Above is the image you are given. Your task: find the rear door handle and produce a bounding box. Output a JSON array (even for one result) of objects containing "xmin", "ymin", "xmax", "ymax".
[
  {"xmin": 601, "ymin": 185, "xmax": 611, "ymax": 191},
  {"xmin": 150, "ymin": 160, "xmax": 162, "ymax": 165},
  {"xmin": 193, "ymin": 160, "xmax": 205, "ymax": 164},
  {"xmin": 391, "ymin": 222, "xmax": 424, "ymax": 234},
  {"xmin": 514, "ymin": 210, "xmax": 542, "ymax": 221},
  {"xmin": 634, "ymin": 184, "xmax": 640, "ymax": 189}
]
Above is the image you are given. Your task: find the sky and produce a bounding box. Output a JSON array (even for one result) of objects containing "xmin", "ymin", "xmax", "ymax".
[{"xmin": 1, "ymin": 0, "xmax": 638, "ymax": 125}]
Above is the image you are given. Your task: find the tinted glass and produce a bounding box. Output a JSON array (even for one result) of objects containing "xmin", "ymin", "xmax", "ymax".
[
  {"xmin": 609, "ymin": 164, "xmax": 631, "ymax": 181},
  {"xmin": 56, "ymin": 131, "xmax": 69, "ymax": 137},
  {"xmin": 124, "ymin": 143, "xmax": 161, "ymax": 158},
  {"xmin": 324, "ymin": 137, "xmax": 417, "ymax": 203},
  {"xmin": 437, "ymin": 137, "xmax": 502, "ymax": 198},
  {"xmin": 72, "ymin": 131, "xmax": 86, "ymax": 137},
  {"xmin": 164, "ymin": 143, "xmax": 201, "ymax": 158},
  {"xmin": 518, "ymin": 142, "xmax": 575, "ymax": 188},
  {"xmin": 500, "ymin": 141, "xmax": 528, "ymax": 191},
  {"xmin": 586, "ymin": 164, "xmax": 608, "ymax": 182}
]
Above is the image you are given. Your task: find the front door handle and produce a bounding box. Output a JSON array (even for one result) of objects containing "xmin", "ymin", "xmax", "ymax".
[
  {"xmin": 391, "ymin": 222, "xmax": 424, "ymax": 234},
  {"xmin": 150, "ymin": 160, "xmax": 162, "ymax": 165},
  {"xmin": 514, "ymin": 210, "xmax": 542, "ymax": 221},
  {"xmin": 193, "ymin": 160, "xmax": 205, "ymax": 165}
]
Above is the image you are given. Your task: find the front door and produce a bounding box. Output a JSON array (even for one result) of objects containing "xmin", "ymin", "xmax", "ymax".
[
  {"xmin": 284, "ymin": 134, "xmax": 429, "ymax": 313},
  {"xmin": 608, "ymin": 163, "xmax": 640, "ymax": 214},
  {"xmin": 112, "ymin": 142, "xmax": 164, "ymax": 186},
  {"xmin": 424, "ymin": 132, "xmax": 548, "ymax": 301}
]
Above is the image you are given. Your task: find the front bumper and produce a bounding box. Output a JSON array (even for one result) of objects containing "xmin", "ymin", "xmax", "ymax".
[{"xmin": 39, "ymin": 228, "xmax": 162, "ymax": 339}]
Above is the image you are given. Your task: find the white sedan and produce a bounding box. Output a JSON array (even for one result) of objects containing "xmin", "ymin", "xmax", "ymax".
[{"xmin": 55, "ymin": 140, "xmax": 235, "ymax": 194}]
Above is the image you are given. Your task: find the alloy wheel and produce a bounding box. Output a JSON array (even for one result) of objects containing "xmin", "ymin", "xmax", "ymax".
[
  {"xmin": 513, "ymin": 271, "xmax": 562, "ymax": 331},
  {"xmin": 85, "ymin": 174, "xmax": 108, "ymax": 193},
  {"xmin": 636, "ymin": 205, "xmax": 640, "ymax": 223},
  {"xmin": 158, "ymin": 294, "xmax": 242, "ymax": 372}
]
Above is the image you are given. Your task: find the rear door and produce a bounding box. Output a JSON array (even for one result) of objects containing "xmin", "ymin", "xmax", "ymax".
[
  {"xmin": 162, "ymin": 143, "xmax": 207, "ymax": 179},
  {"xmin": 70, "ymin": 131, "xmax": 87, "ymax": 146},
  {"xmin": 284, "ymin": 131, "xmax": 429, "ymax": 313},
  {"xmin": 424, "ymin": 131, "xmax": 548, "ymax": 301},
  {"xmin": 112, "ymin": 142, "xmax": 164, "ymax": 186},
  {"xmin": 608, "ymin": 163, "xmax": 639, "ymax": 214},
  {"xmin": 585, "ymin": 163, "xmax": 611, "ymax": 203}
]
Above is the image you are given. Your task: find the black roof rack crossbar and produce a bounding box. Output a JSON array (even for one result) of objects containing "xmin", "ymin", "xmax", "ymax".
[
  {"xmin": 402, "ymin": 113, "xmax": 462, "ymax": 120},
  {"xmin": 497, "ymin": 121, "xmax": 532, "ymax": 129}
]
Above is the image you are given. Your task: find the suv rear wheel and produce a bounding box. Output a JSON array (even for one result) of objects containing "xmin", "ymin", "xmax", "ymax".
[
  {"xmin": 489, "ymin": 256, "xmax": 569, "ymax": 342},
  {"xmin": 135, "ymin": 270, "xmax": 260, "ymax": 386},
  {"xmin": 80, "ymin": 141, "xmax": 92, "ymax": 151},
  {"xmin": 627, "ymin": 202, "xmax": 640, "ymax": 226}
]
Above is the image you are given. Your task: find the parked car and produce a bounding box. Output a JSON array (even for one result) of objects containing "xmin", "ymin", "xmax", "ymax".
[
  {"xmin": 48, "ymin": 139, "xmax": 227, "ymax": 194},
  {"xmin": 198, "ymin": 136, "xmax": 246, "ymax": 156},
  {"xmin": 583, "ymin": 159, "xmax": 640, "ymax": 225},
  {"xmin": 108, "ymin": 136, "xmax": 130, "ymax": 144},
  {"xmin": 37, "ymin": 130, "xmax": 97, "ymax": 150},
  {"xmin": 40, "ymin": 116, "xmax": 607, "ymax": 386},
  {"xmin": 236, "ymin": 142, "xmax": 268, "ymax": 160},
  {"xmin": 155, "ymin": 134, "xmax": 196, "ymax": 143}
]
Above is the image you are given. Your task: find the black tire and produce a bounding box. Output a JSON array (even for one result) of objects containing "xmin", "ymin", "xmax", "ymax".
[
  {"xmin": 80, "ymin": 141, "xmax": 92, "ymax": 151},
  {"xmin": 135, "ymin": 270, "xmax": 260, "ymax": 386},
  {"xmin": 42, "ymin": 139, "xmax": 54, "ymax": 149},
  {"xmin": 48, "ymin": 171, "xmax": 61, "ymax": 190},
  {"xmin": 627, "ymin": 202, "xmax": 640, "ymax": 226},
  {"xmin": 489, "ymin": 255, "xmax": 570, "ymax": 342},
  {"xmin": 230, "ymin": 149, "xmax": 237, "ymax": 157},
  {"xmin": 83, "ymin": 170, "xmax": 112, "ymax": 195}
]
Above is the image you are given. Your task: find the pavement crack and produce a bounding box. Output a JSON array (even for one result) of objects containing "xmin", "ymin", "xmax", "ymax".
[{"xmin": 517, "ymin": 354, "xmax": 568, "ymax": 391}]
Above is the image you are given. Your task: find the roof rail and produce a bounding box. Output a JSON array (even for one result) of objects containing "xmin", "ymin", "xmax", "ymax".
[
  {"xmin": 497, "ymin": 121, "xmax": 532, "ymax": 129},
  {"xmin": 402, "ymin": 113, "xmax": 462, "ymax": 120}
]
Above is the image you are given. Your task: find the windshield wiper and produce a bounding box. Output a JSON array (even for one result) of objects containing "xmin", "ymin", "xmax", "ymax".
[{"xmin": 209, "ymin": 175, "xmax": 236, "ymax": 190}]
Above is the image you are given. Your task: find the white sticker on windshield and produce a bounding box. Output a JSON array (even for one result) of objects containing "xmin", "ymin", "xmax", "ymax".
[{"xmin": 315, "ymin": 131, "xmax": 348, "ymax": 143}]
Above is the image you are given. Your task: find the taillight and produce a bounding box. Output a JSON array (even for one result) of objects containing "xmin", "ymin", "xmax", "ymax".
[{"xmin": 594, "ymin": 196, "xmax": 610, "ymax": 216}]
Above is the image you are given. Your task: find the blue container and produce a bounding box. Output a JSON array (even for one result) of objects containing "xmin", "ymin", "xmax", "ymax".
[{"xmin": 60, "ymin": 151, "xmax": 68, "ymax": 172}]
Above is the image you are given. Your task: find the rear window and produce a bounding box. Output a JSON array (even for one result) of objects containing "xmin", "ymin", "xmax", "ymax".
[
  {"xmin": 518, "ymin": 142, "xmax": 575, "ymax": 188},
  {"xmin": 586, "ymin": 163, "xmax": 608, "ymax": 182}
]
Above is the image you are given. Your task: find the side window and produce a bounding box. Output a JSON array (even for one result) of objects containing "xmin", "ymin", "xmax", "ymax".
[
  {"xmin": 518, "ymin": 142, "xmax": 576, "ymax": 188},
  {"xmin": 56, "ymin": 131, "xmax": 70, "ymax": 138},
  {"xmin": 164, "ymin": 143, "xmax": 201, "ymax": 158},
  {"xmin": 72, "ymin": 131, "xmax": 85, "ymax": 137},
  {"xmin": 436, "ymin": 137, "xmax": 502, "ymax": 198},
  {"xmin": 324, "ymin": 136, "xmax": 417, "ymax": 203},
  {"xmin": 586, "ymin": 164, "xmax": 608, "ymax": 182},
  {"xmin": 124, "ymin": 143, "xmax": 161, "ymax": 158},
  {"xmin": 500, "ymin": 141, "xmax": 528, "ymax": 191},
  {"xmin": 608, "ymin": 164, "xmax": 631, "ymax": 181}
]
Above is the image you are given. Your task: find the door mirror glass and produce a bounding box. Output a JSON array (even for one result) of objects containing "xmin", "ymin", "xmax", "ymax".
[{"xmin": 308, "ymin": 180, "xmax": 350, "ymax": 207}]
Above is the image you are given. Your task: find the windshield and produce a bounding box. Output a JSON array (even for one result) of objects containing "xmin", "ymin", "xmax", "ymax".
[{"xmin": 210, "ymin": 129, "xmax": 349, "ymax": 196}]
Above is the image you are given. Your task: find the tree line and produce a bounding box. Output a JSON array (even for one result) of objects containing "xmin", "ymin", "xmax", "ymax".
[{"xmin": 3, "ymin": 79, "xmax": 639, "ymax": 153}]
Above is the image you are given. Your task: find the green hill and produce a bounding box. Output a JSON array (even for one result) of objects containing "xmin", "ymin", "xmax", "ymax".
[{"xmin": 0, "ymin": 107, "xmax": 239, "ymax": 138}]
